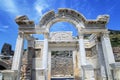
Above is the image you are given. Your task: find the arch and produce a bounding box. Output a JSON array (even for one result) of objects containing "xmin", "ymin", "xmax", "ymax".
[{"xmin": 39, "ymin": 8, "xmax": 86, "ymax": 33}]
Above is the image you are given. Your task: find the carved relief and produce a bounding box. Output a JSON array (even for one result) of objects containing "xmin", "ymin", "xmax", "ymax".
[
  {"xmin": 97, "ymin": 15, "xmax": 109, "ymax": 22},
  {"xmin": 51, "ymin": 51, "xmax": 73, "ymax": 77},
  {"xmin": 15, "ymin": 15, "xmax": 35, "ymax": 27},
  {"xmin": 39, "ymin": 9, "xmax": 86, "ymax": 27},
  {"xmin": 50, "ymin": 32, "xmax": 73, "ymax": 40}
]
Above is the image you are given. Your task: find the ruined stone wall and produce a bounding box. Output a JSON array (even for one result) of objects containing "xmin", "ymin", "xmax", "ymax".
[{"xmin": 113, "ymin": 47, "xmax": 120, "ymax": 62}]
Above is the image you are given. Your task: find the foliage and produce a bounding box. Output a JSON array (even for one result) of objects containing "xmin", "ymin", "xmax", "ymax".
[{"xmin": 109, "ymin": 30, "xmax": 120, "ymax": 47}]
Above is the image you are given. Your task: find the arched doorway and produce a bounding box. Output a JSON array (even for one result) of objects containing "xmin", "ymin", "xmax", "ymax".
[{"xmin": 39, "ymin": 8, "xmax": 86, "ymax": 80}]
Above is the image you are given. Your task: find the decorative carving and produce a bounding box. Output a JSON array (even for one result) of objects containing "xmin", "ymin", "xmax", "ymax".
[
  {"xmin": 97, "ymin": 15, "xmax": 109, "ymax": 22},
  {"xmin": 15, "ymin": 15, "xmax": 35, "ymax": 27},
  {"xmin": 39, "ymin": 8, "xmax": 86, "ymax": 30},
  {"xmin": 51, "ymin": 51, "xmax": 73, "ymax": 77},
  {"xmin": 102, "ymin": 32, "xmax": 110, "ymax": 38},
  {"xmin": 50, "ymin": 32, "xmax": 73, "ymax": 40}
]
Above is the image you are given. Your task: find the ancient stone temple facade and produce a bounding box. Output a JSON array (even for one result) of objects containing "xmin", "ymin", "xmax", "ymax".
[{"xmin": 0, "ymin": 8, "xmax": 120, "ymax": 80}]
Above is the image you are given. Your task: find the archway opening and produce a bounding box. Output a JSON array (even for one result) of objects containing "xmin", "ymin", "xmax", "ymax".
[
  {"xmin": 49, "ymin": 22, "xmax": 78, "ymax": 79},
  {"xmin": 50, "ymin": 22, "xmax": 78, "ymax": 37}
]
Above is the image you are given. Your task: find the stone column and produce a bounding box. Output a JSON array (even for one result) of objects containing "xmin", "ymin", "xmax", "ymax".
[
  {"xmin": 12, "ymin": 32, "xmax": 24, "ymax": 80},
  {"xmin": 79, "ymin": 34, "xmax": 86, "ymax": 65},
  {"xmin": 95, "ymin": 36, "xmax": 107, "ymax": 80},
  {"xmin": 101, "ymin": 32, "xmax": 115, "ymax": 80},
  {"xmin": 42, "ymin": 33, "xmax": 48, "ymax": 80},
  {"xmin": 78, "ymin": 34, "xmax": 86, "ymax": 80}
]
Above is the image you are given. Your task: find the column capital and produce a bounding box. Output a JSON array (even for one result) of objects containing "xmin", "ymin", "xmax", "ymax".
[
  {"xmin": 94, "ymin": 35, "xmax": 101, "ymax": 43},
  {"xmin": 18, "ymin": 32, "xmax": 24, "ymax": 38},
  {"xmin": 78, "ymin": 33, "xmax": 84, "ymax": 39},
  {"xmin": 101, "ymin": 31, "xmax": 110, "ymax": 38}
]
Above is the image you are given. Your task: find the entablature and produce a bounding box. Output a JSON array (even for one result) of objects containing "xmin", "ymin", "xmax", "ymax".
[{"xmin": 15, "ymin": 8, "xmax": 109, "ymax": 35}]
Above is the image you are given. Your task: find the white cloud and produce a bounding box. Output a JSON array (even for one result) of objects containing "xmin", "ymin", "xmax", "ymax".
[
  {"xmin": 2, "ymin": 26, "xmax": 9, "ymax": 28},
  {"xmin": 32, "ymin": 0, "xmax": 51, "ymax": 23},
  {"xmin": 34, "ymin": 0, "xmax": 49, "ymax": 17},
  {"xmin": 0, "ymin": 24, "xmax": 9, "ymax": 32},
  {"xmin": 0, "ymin": 0, "xmax": 19, "ymax": 14}
]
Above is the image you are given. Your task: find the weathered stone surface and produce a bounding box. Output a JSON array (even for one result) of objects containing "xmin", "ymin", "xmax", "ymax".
[
  {"xmin": 1, "ymin": 8, "xmax": 120, "ymax": 80},
  {"xmin": 51, "ymin": 51, "xmax": 73, "ymax": 77},
  {"xmin": 15, "ymin": 15, "xmax": 35, "ymax": 27},
  {"xmin": 113, "ymin": 47, "xmax": 120, "ymax": 62}
]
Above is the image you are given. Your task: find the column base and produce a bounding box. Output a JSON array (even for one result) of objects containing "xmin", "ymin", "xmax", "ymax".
[
  {"xmin": 34, "ymin": 68, "xmax": 46, "ymax": 80},
  {"xmin": 1, "ymin": 70, "xmax": 17, "ymax": 80},
  {"xmin": 110, "ymin": 62, "xmax": 120, "ymax": 80},
  {"xmin": 82, "ymin": 65, "xmax": 95, "ymax": 80}
]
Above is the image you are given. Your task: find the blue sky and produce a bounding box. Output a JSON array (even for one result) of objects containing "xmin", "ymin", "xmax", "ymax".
[{"xmin": 0, "ymin": 0, "xmax": 120, "ymax": 51}]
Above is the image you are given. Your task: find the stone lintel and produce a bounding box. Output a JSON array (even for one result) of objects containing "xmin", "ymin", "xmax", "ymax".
[
  {"xmin": 19, "ymin": 27, "xmax": 47, "ymax": 34},
  {"xmin": 82, "ymin": 29, "xmax": 108, "ymax": 34},
  {"xmin": 17, "ymin": 22, "xmax": 108, "ymax": 36}
]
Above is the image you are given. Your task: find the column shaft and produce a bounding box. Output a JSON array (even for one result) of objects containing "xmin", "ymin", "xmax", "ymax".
[
  {"xmin": 12, "ymin": 34, "xmax": 24, "ymax": 70},
  {"xmin": 96, "ymin": 40, "xmax": 107, "ymax": 79},
  {"xmin": 101, "ymin": 33, "xmax": 115, "ymax": 64},
  {"xmin": 42, "ymin": 38, "xmax": 48, "ymax": 69},
  {"xmin": 79, "ymin": 36, "xmax": 86, "ymax": 65},
  {"xmin": 12, "ymin": 33, "xmax": 24, "ymax": 80},
  {"xmin": 101, "ymin": 33, "xmax": 115, "ymax": 80},
  {"xmin": 42, "ymin": 37, "xmax": 48, "ymax": 80},
  {"xmin": 79, "ymin": 35, "xmax": 86, "ymax": 80}
]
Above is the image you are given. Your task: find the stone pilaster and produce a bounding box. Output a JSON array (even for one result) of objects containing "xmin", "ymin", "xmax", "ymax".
[{"xmin": 12, "ymin": 32, "xmax": 24, "ymax": 80}]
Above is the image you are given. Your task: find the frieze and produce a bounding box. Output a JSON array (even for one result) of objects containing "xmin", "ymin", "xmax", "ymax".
[{"xmin": 50, "ymin": 32, "xmax": 73, "ymax": 40}]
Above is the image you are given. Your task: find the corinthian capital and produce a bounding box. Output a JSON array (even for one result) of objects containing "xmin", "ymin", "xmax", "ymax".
[
  {"xmin": 18, "ymin": 32, "xmax": 24, "ymax": 38},
  {"xmin": 102, "ymin": 31, "xmax": 109, "ymax": 38}
]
